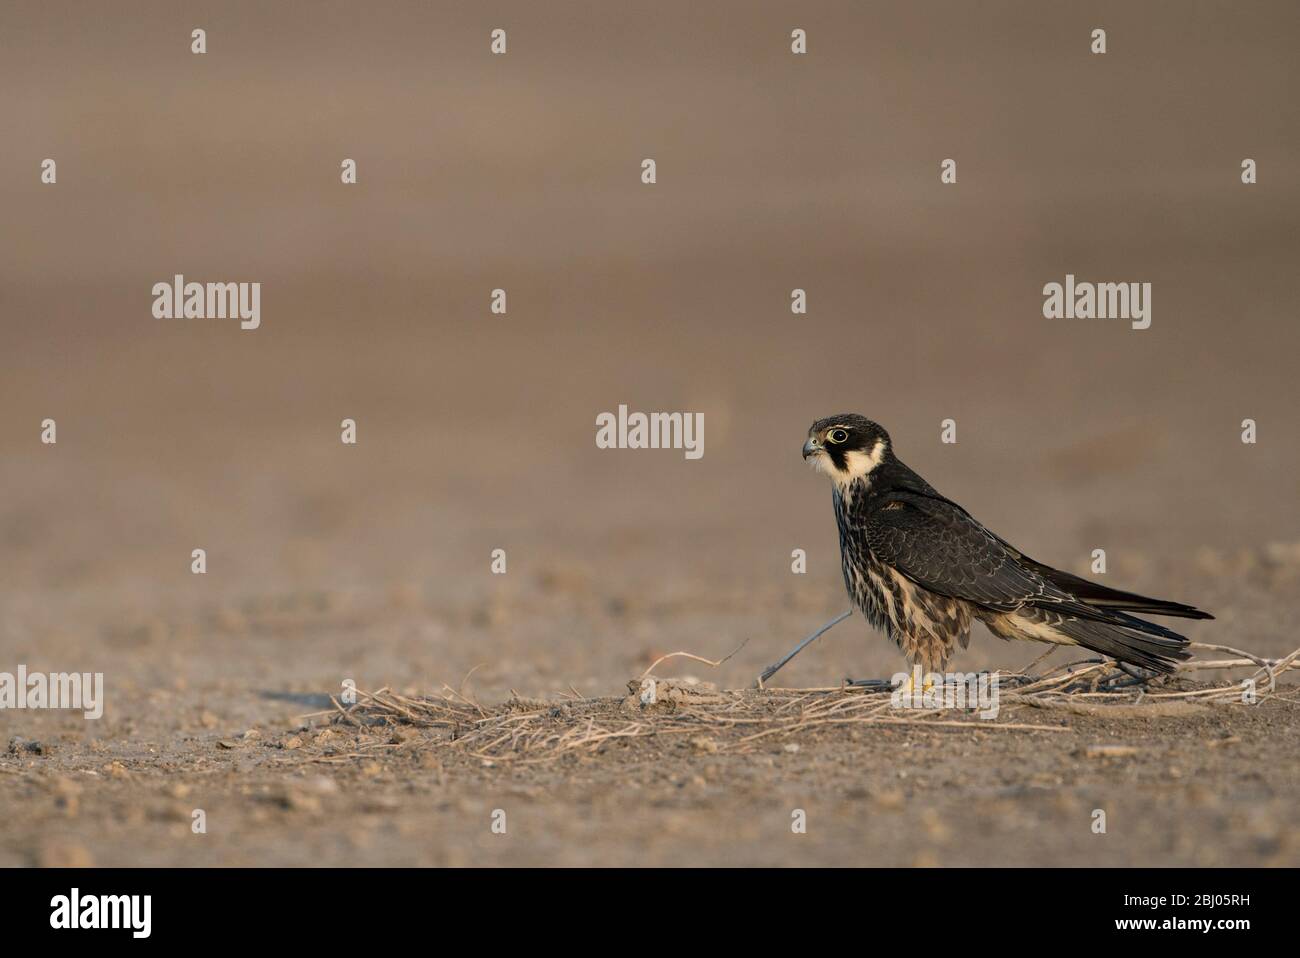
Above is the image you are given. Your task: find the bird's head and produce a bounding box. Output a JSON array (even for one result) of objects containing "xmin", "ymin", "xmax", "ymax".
[{"xmin": 803, "ymin": 415, "xmax": 892, "ymax": 485}]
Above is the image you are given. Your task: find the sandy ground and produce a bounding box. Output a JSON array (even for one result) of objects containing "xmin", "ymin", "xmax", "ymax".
[
  {"xmin": 1, "ymin": 1, "xmax": 1298, "ymax": 866},
  {"xmin": 1, "ymin": 569, "xmax": 1297, "ymax": 868}
]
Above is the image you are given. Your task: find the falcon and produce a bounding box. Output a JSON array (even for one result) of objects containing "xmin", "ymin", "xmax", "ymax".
[{"xmin": 802, "ymin": 415, "xmax": 1211, "ymax": 682}]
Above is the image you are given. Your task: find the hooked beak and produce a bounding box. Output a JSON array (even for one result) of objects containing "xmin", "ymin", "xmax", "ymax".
[{"xmin": 802, "ymin": 437, "xmax": 821, "ymax": 459}]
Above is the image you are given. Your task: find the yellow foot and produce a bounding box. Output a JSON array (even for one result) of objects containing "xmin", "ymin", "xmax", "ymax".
[{"xmin": 897, "ymin": 671, "xmax": 937, "ymax": 696}]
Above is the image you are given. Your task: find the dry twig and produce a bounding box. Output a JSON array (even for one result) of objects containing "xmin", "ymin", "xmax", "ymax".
[{"xmin": 308, "ymin": 642, "xmax": 1298, "ymax": 766}]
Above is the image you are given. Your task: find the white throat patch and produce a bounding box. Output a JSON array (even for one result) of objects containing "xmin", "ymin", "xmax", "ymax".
[
  {"xmin": 810, "ymin": 437, "xmax": 887, "ymax": 501},
  {"xmin": 840, "ymin": 439, "xmax": 887, "ymax": 483}
]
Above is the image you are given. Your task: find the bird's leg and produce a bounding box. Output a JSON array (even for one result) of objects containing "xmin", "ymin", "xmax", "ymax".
[
  {"xmin": 895, "ymin": 667, "xmax": 937, "ymax": 696},
  {"xmin": 847, "ymin": 666, "xmax": 936, "ymax": 695}
]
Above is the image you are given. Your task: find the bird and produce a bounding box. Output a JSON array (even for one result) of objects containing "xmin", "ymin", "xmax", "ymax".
[{"xmin": 802, "ymin": 414, "xmax": 1211, "ymax": 684}]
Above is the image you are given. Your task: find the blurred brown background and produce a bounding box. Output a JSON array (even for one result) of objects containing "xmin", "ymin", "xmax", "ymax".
[{"xmin": 0, "ymin": 2, "xmax": 1297, "ymax": 866}]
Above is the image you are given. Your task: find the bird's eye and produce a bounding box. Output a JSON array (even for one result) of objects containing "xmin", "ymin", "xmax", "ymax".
[{"xmin": 828, "ymin": 429, "xmax": 849, "ymax": 444}]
